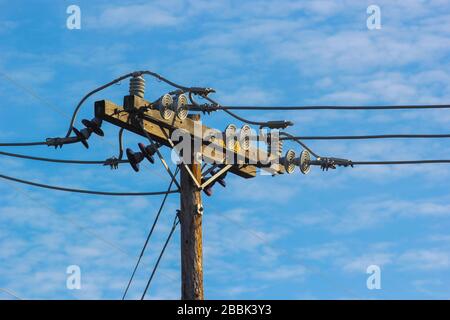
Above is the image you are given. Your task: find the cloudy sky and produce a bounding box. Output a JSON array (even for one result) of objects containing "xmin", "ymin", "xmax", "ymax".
[{"xmin": 1, "ymin": 0, "xmax": 450, "ymax": 299}]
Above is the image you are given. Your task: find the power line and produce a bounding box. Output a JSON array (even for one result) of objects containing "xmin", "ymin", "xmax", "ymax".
[
  {"xmin": 0, "ymin": 70, "xmax": 160, "ymax": 173},
  {"xmin": 214, "ymin": 104, "xmax": 450, "ymax": 111},
  {"xmin": 65, "ymin": 70, "xmax": 207, "ymax": 138},
  {"xmin": 0, "ymin": 141, "xmax": 48, "ymax": 147},
  {"xmin": 3, "ymin": 176, "xmax": 180, "ymax": 286},
  {"xmin": 6, "ymin": 68, "xmax": 450, "ymax": 300},
  {"xmin": 65, "ymin": 72, "xmax": 137, "ymax": 137},
  {"xmin": 122, "ymin": 166, "xmax": 179, "ymax": 300},
  {"xmin": 0, "ymin": 150, "xmax": 128, "ymax": 165},
  {"xmin": 223, "ymin": 108, "xmax": 269, "ymax": 126},
  {"xmin": 141, "ymin": 211, "xmax": 180, "ymax": 300},
  {"xmin": 193, "ymin": 94, "xmax": 292, "ymax": 129},
  {"xmin": 278, "ymin": 131, "xmax": 450, "ymax": 168},
  {"xmin": 352, "ymin": 160, "xmax": 450, "ymax": 165},
  {"xmin": 280, "ymin": 134, "xmax": 450, "ymax": 141},
  {"xmin": 117, "ymin": 128, "xmax": 125, "ymax": 160},
  {"xmin": 279, "ymin": 132, "xmax": 321, "ymax": 158},
  {"xmin": 0, "ymin": 173, "xmax": 180, "ymax": 196},
  {"xmin": 304, "ymin": 157, "xmax": 450, "ymax": 170},
  {"xmin": 192, "ymin": 99, "xmax": 450, "ymax": 128},
  {"xmin": 0, "ymin": 137, "xmax": 82, "ymax": 149},
  {"xmin": 0, "ymin": 288, "xmax": 23, "ymax": 300},
  {"xmin": 0, "ymin": 70, "xmax": 69, "ymax": 118}
]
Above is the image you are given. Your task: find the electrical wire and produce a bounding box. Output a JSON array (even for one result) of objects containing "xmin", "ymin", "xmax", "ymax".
[
  {"xmin": 200, "ymin": 95, "xmax": 270, "ymax": 126},
  {"xmin": 65, "ymin": 70, "xmax": 194, "ymax": 138},
  {"xmin": 279, "ymin": 132, "xmax": 450, "ymax": 167},
  {"xmin": 280, "ymin": 134, "xmax": 450, "ymax": 141},
  {"xmin": 0, "ymin": 150, "xmax": 128, "ymax": 165},
  {"xmin": 3, "ymin": 172, "xmax": 180, "ymax": 286},
  {"xmin": 117, "ymin": 128, "xmax": 125, "ymax": 160},
  {"xmin": 0, "ymin": 137, "xmax": 84, "ymax": 149},
  {"xmin": 0, "ymin": 288, "xmax": 23, "ymax": 300},
  {"xmin": 215, "ymin": 104, "xmax": 450, "ymax": 111},
  {"xmin": 223, "ymin": 108, "xmax": 270, "ymax": 126},
  {"xmin": 140, "ymin": 70, "xmax": 189, "ymax": 92},
  {"xmin": 279, "ymin": 132, "xmax": 321, "ymax": 158},
  {"xmin": 306, "ymin": 158, "xmax": 450, "ymax": 170},
  {"xmin": 141, "ymin": 212, "xmax": 180, "ymax": 300},
  {"xmin": 122, "ymin": 166, "xmax": 180, "ymax": 300},
  {"xmin": 352, "ymin": 160, "xmax": 450, "ymax": 165},
  {"xmin": 65, "ymin": 72, "xmax": 137, "ymax": 137},
  {"xmin": 0, "ymin": 70, "xmax": 69, "ymax": 119},
  {"xmin": 0, "ymin": 141, "xmax": 48, "ymax": 147},
  {"xmin": 0, "ymin": 173, "xmax": 180, "ymax": 196}
]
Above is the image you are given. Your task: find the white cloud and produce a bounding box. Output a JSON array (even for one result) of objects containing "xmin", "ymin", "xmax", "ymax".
[
  {"xmin": 2, "ymin": 0, "xmax": 450, "ymax": 299},
  {"xmin": 294, "ymin": 237, "xmax": 450, "ymax": 279},
  {"xmin": 398, "ymin": 249, "xmax": 450, "ymax": 270},
  {"xmin": 411, "ymin": 279, "xmax": 445, "ymax": 296},
  {"xmin": 342, "ymin": 252, "xmax": 393, "ymax": 273},
  {"xmin": 297, "ymin": 242, "xmax": 348, "ymax": 261},
  {"xmin": 294, "ymin": 195, "xmax": 450, "ymax": 233},
  {"xmin": 254, "ymin": 265, "xmax": 306, "ymax": 281},
  {"xmin": 90, "ymin": 2, "xmax": 184, "ymax": 30}
]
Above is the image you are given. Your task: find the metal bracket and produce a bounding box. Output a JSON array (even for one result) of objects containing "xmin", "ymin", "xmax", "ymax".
[
  {"xmin": 196, "ymin": 204, "xmax": 204, "ymax": 216},
  {"xmin": 160, "ymin": 129, "xmax": 202, "ymax": 189},
  {"xmin": 200, "ymin": 164, "xmax": 232, "ymax": 190},
  {"xmin": 202, "ymin": 164, "xmax": 219, "ymax": 178}
]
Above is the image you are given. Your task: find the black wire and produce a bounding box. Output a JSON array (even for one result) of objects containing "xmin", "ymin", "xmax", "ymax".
[
  {"xmin": 0, "ymin": 173, "xmax": 180, "ymax": 196},
  {"xmin": 201, "ymin": 95, "xmax": 270, "ymax": 126},
  {"xmin": 0, "ymin": 141, "xmax": 48, "ymax": 147},
  {"xmin": 280, "ymin": 134, "xmax": 450, "ymax": 141},
  {"xmin": 122, "ymin": 166, "xmax": 180, "ymax": 300},
  {"xmin": 65, "ymin": 70, "xmax": 192, "ymax": 138},
  {"xmin": 0, "ymin": 150, "xmax": 129, "ymax": 165},
  {"xmin": 279, "ymin": 132, "xmax": 321, "ymax": 158},
  {"xmin": 216, "ymin": 104, "xmax": 450, "ymax": 111},
  {"xmin": 352, "ymin": 160, "xmax": 450, "ymax": 165},
  {"xmin": 140, "ymin": 71, "xmax": 189, "ymax": 91},
  {"xmin": 141, "ymin": 212, "xmax": 180, "ymax": 300},
  {"xmin": 223, "ymin": 108, "xmax": 269, "ymax": 126},
  {"xmin": 117, "ymin": 128, "xmax": 125, "ymax": 160},
  {"xmin": 65, "ymin": 72, "xmax": 136, "ymax": 137},
  {"xmin": 280, "ymin": 132, "xmax": 450, "ymax": 167}
]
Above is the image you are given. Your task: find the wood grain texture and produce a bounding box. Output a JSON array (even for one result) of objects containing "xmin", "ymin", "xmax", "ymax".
[{"xmin": 180, "ymin": 114, "xmax": 204, "ymax": 300}]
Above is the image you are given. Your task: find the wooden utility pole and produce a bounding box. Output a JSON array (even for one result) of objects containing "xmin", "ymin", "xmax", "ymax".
[
  {"xmin": 179, "ymin": 114, "xmax": 204, "ymax": 300},
  {"xmin": 95, "ymin": 94, "xmax": 285, "ymax": 300}
]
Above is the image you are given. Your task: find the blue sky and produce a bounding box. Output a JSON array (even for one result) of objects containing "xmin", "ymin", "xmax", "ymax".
[{"xmin": 1, "ymin": 0, "xmax": 450, "ymax": 299}]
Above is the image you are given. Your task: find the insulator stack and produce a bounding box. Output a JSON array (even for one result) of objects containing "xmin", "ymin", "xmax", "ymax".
[
  {"xmin": 157, "ymin": 94, "xmax": 174, "ymax": 119},
  {"xmin": 129, "ymin": 75, "xmax": 146, "ymax": 98},
  {"xmin": 281, "ymin": 149, "xmax": 296, "ymax": 174},
  {"xmin": 297, "ymin": 150, "xmax": 311, "ymax": 174},
  {"xmin": 240, "ymin": 125, "xmax": 252, "ymax": 151},
  {"xmin": 224, "ymin": 124, "xmax": 237, "ymax": 150},
  {"xmin": 172, "ymin": 94, "xmax": 189, "ymax": 120}
]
